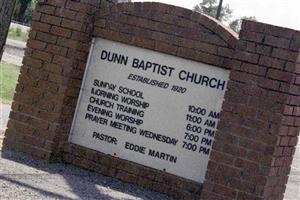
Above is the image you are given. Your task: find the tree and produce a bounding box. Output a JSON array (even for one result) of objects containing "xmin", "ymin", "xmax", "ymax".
[
  {"xmin": 194, "ymin": 0, "xmax": 232, "ymax": 23},
  {"xmin": 13, "ymin": 0, "xmax": 36, "ymax": 25},
  {"xmin": 16, "ymin": 0, "xmax": 32, "ymax": 23},
  {"xmin": 229, "ymin": 16, "xmax": 257, "ymax": 33},
  {"xmin": 194, "ymin": 0, "xmax": 256, "ymax": 33},
  {"xmin": 0, "ymin": 0, "xmax": 17, "ymax": 61}
]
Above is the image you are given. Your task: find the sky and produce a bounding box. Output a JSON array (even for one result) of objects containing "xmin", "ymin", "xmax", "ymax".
[{"xmin": 132, "ymin": 0, "xmax": 300, "ymax": 31}]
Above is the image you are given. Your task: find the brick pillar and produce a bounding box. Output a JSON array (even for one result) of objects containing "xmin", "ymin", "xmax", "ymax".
[
  {"xmin": 3, "ymin": 0, "xmax": 115, "ymax": 161},
  {"xmin": 201, "ymin": 21, "xmax": 300, "ymax": 200}
]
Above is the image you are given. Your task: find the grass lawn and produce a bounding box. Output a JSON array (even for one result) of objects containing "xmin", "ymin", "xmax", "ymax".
[
  {"xmin": 7, "ymin": 27, "xmax": 29, "ymax": 42},
  {"xmin": 0, "ymin": 62, "xmax": 20, "ymax": 104}
]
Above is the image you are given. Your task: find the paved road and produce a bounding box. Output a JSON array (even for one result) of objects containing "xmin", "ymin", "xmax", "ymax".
[
  {"xmin": 0, "ymin": 103, "xmax": 11, "ymax": 132},
  {"xmin": 9, "ymin": 22, "xmax": 30, "ymax": 32},
  {"xmin": 0, "ymin": 143, "xmax": 173, "ymax": 200},
  {"xmin": 1, "ymin": 22, "xmax": 27, "ymax": 66},
  {"xmin": 2, "ymin": 39, "xmax": 25, "ymax": 66},
  {"xmin": 284, "ymin": 144, "xmax": 300, "ymax": 200}
]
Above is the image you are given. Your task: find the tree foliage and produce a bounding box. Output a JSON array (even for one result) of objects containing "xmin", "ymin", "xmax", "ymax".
[
  {"xmin": 0, "ymin": 0, "xmax": 17, "ymax": 60},
  {"xmin": 13, "ymin": 0, "xmax": 36, "ymax": 24},
  {"xmin": 194, "ymin": 0, "xmax": 256, "ymax": 32},
  {"xmin": 194, "ymin": 0, "xmax": 232, "ymax": 22},
  {"xmin": 229, "ymin": 16, "xmax": 257, "ymax": 33}
]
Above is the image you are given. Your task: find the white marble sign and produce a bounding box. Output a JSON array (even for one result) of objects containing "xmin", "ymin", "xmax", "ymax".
[{"xmin": 69, "ymin": 38, "xmax": 230, "ymax": 183}]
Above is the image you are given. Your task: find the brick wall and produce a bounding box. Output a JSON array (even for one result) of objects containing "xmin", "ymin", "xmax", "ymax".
[
  {"xmin": 3, "ymin": 1, "xmax": 300, "ymax": 200},
  {"xmin": 201, "ymin": 22, "xmax": 300, "ymax": 200},
  {"xmin": 3, "ymin": 0, "xmax": 116, "ymax": 160}
]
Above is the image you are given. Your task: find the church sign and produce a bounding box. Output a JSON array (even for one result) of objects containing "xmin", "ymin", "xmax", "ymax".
[{"xmin": 69, "ymin": 38, "xmax": 229, "ymax": 183}]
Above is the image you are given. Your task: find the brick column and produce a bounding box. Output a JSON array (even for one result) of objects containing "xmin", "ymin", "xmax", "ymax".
[
  {"xmin": 201, "ymin": 21, "xmax": 300, "ymax": 200},
  {"xmin": 3, "ymin": 0, "xmax": 115, "ymax": 161}
]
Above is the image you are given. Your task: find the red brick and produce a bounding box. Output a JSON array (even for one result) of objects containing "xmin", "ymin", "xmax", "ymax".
[
  {"xmin": 264, "ymin": 35, "xmax": 290, "ymax": 48},
  {"xmin": 222, "ymin": 59, "xmax": 241, "ymax": 70},
  {"xmin": 27, "ymin": 39, "xmax": 47, "ymax": 51},
  {"xmin": 286, "ymin": 62, "xmax": 297, "ymax": 72},
  {"xmin": 32, "ymin": 12, "xmax": 41, "ymax": 21},
  {"xmin": 256, "ymin": 44, "xmax": 272, "ymax": 55},
  {"xmin": 36, "ymin": 32, "xmax": 57, "ymax": 44},
  {"xmin": 150, "ymin": 32, "xmax": 171, "ymax": 43},
  {"xmin": 254, "ymin": 131, "xmax": 277, "ymax": 146},
  {"xmin": 31, "ymin": 21, "xmax": 51, "ymax": 32},
  {"xmin": 283, "ymin": 147, "xmax": 294, "ymax": 156},
  {"xmin": 272, "ymin": 48, "xmax": 298, "ymax": 61},
  {"xmin": 290, "ymin": 38, "xmax": 300, "ymax": 52},
  {"xmin": 241, "ymin": 63, "xmax": 266, "ymax": 76},
  {"xmin": 289, "ymin": 137, "xmax": 298, "ymax": 146},
  {"xmin": 155, "ymin": 42, "xmax": 177, "ymax": 55},
  {"xmin": 55, "ymin": 8, "xmax": 77, "ymax": 19},
  {"xmin": 293, "ymin": 107, "xmax": 300, "ymax": 116},
  {"xmin": 204, "ymin": 33, "xmax": 228, "ymax": 47},
  {"xmin": 283, "ymin": 106, "xmax": 294, "ymax": 115},
  {"xmin": 217, "ymin": 47, "xmax": 234, "ymax": 57},
  {"xmin": 57, "ymin": 38, "xmax": 78, "ymax": 49},
  {"xmin": 45, "ymin": 0, "xmax": 64, "ymax": 7},
  {"xmin": 51, "ymin": 26, "xmax": 72, "ymax": 38},
  {"xmin": 257, "ymin": 78, "xmax": 280, "ymax": 90},
  {"xmin": 53, "ymin": 55, "xmax": 73, "ymax": 66},
  {"xmin": 76, "ymin": 12, "xmax": 91, "ymax": 22},
  {"xmin": 195, "ymin": 42, "xmax": 218, "ymax": 54},
  {"xmin": 241, "ymin": 20, "xmax": 265, "ymax": 33},
  {"xmin": 71, "ymin": 31, "xmax": 90, "ymax": 42},
  {"xmin": 45, "ymin": 44, "xmax": 68, "ymax": 56},
  {"xmin": 287, "ymin": 127, "xmax": 299, "ymax": 136},
  {"xmin": 240, "ymin": 30, "xmax": 264, "ymax": 43},
  {"xmin": 44, "ymin": 63, "xmax": 62, "ymax": 74},
  {"xmin": 234, "ymin": 51, "xmax": 259, "ymax": 63},
  {"xmin": 237, "ymin": 192, "xmax": 260, "ymax": 200},
  {"xmin": 62, "ymin": 19, "xmax": 83, "ymax": 31},
  {"xmin": 132, "ymin": 37, "xmax": 155, "ymax": 50},
  {"xmin": 41, "ymin": 14, "xmax": 61, "ymax": 26},
  {"xmin": 279, "ymin": 137, "xmax": 290, "ymax": 146},
  {"xmin": 35, "ymin": 4, "xmax": 56, "ymax": 15},
  {"xmin": 259, "ymin": 56, "xmax": 285, "ymax": 69},
  {"xmin": 295, "ymin": 75, "xmax": 300, "ymax": 85},
  {"xmin": 289, "ymin": 85, "xmax": 300, "ymax": 95},
  {"xmin": 264, "ymin": 25, "xmax": 295, "ymax": 39},
  {"xmin": 23, "ymin": 57, "xmax": 42, "ymax": 69},
  {"xmin": 290, "ymin": 96, "xmax": 300, "ymax": 106},
  {"xmin": 195, "ymin": 52, "xmax": 222, "ymax": 66},
  {"xmin": 66, "ymin": 49, "xmax": 88, "ymax": 61},
  {"xmin": 282, "ymin": 116, "xmax": 295, "ymax": 126},
  {"xmin": 66, "ymin": 1, "xmax": 90, "ymax": 13},
  {"xmin": 267, "ymin": 69, "xmax": 292, "ymax": 82},
  {"xmin": 32, "ymin": 50, "xmax": 53, "ymax": 62},
  {"xmin": 213, "ymin": 185, "xmax": 237, "ymax": 199}
]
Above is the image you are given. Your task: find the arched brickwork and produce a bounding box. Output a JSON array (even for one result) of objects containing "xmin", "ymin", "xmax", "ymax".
[{"xmin": 92, "ymin": 2, "xmax": 238, "ymax": 69}]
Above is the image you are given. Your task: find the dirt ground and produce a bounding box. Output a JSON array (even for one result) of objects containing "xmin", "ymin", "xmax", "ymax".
[{"xmin": 0, "ymin": 139, "xmax": 174, "ymax": 200}]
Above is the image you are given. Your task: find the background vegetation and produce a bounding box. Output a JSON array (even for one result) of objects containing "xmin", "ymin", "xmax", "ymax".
[
  {"xmin": 194, "ymin": 0, "xmax": 257, "ymax": 32},
  {"xmin": 7, "ymin": 27, "xmax": 29, "ymax": 42},
  {"xmin": 0, "ymin": 62, "xmax": 20, "ymax": 103},
  {"xmin": 11, "ymin": 0, "xmax": 256, "ymax": 32},
  {"xmin": 13, "ymin": 0, "xmax": 36, "ymax": 25}
]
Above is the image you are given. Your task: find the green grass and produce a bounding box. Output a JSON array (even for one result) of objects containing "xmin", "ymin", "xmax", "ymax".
[
  {"xmin": 0, "ymin": 62, "xmax": 20, "ymax": 104},
  {"xmin": 7, "ymin": 27, "xmax": 29, "ymax": 42}
]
